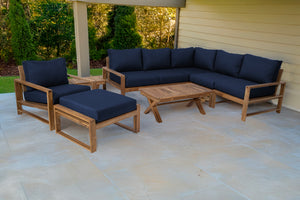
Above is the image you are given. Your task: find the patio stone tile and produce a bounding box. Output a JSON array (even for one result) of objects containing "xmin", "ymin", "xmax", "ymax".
[
  {"xmin": 195, "ymin": 144, "xmax": 300, "ymax": 200},
  {"xmin": 103, "ymin": 157, "xmax": 248, "ymax": 200}
]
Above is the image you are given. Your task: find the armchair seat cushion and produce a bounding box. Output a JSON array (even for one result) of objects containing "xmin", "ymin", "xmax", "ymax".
[
  {"xmin": 214, "ymin": 76, "xmax": 276, "ymax": 99},
  {"xmin": 24, "ymin": 84, "xmax": 90, "ymax": 104},
  {"xmin": 59, "ymin": 89, "xmax": 137, "ymax": 123}
]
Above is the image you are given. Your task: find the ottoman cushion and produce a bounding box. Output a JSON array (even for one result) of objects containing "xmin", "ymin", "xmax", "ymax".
[{"xmin": 59, "ymin": 89, "xmax": 137, "ymax": 123}]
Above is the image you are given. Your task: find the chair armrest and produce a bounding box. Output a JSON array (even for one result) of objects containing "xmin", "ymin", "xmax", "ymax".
[
  {"xmin": 246, "ymin": 81, "xmax": 286, "ymax": 89},
  {"xmin": 14, "ymin": 79, "xmax": 52, "ymax": 93},
  {"xmin": 102, "ymin": 67, "xmax": 125, "ymax": 78}
]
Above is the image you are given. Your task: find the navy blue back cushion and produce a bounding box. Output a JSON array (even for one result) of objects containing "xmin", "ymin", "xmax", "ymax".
[
  {"xmin": 23, "ymin": 58, "xmax": 68, "ymax": 91},
  {"xmin": 171, "ymin": 48, "xmax": 194, "ymax": 68},
  {"xmin": 214, "ymin": 50, "xmax": 244, "ymax": 77},
  {"xmin": 142, "ymin": 48, "xmax": 171, "ymax": 70},
  {"xmin": 239, "ymin": 54, "xmax": 282, "ymax": 83},
  {"xmin": 108, "ymin": 48, "xmax": 143, "ymax": 72},
  {"xmin": 194, "ymin": 47, "xmax": 217, "ymax": 71}
]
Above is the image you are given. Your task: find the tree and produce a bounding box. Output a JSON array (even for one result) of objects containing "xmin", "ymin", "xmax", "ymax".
[
  {"xmin": 8, "ymin": 0, "xmax": 36, "ymax": 64},
  {"xmin": 135, "ymin": 7, "xmax": 176, "ymax": 49},
  {"xmin": 30, "ymin": 0, "xmax": 74, "ymax": 59},
  {"xmin": 112, "ymin": 6, "xmax": 142, "ymax": 49},
  {"xmin": 0, "ymin": 2, "xmax": 12, "ymax": 62}
]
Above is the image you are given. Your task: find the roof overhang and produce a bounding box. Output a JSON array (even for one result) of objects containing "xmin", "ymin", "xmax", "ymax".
[{"xmin": 69, "ymin": 0, "xmax": 186, "ymax": 8}]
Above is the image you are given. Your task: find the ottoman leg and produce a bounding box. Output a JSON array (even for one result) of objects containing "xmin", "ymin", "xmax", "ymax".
[
  {"xmin": 89, "ymin": 120, "xmax": 97, "ymax": 153},
  {"xmin": 134, "ymin": 105, "xmax": 140, "ymax": 133}
]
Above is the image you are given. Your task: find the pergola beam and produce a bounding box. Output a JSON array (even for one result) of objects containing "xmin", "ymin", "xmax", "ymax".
[{"xmin": 70, "ymin": 0, "xmax": 185, "ymax": 8}]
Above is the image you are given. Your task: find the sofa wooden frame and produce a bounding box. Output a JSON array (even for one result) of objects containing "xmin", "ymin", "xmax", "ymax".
[
  {"xmin": 103, "ymin": 57, "xmax": 286, "ymax": 121},
  {"xmin": 14, "ymin": 66, "xmax": 94, "ymax": 130}
]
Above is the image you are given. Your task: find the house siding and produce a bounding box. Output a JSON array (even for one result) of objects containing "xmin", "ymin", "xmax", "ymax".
[{"xmin": 178, "ymin": 0, "xmax": 300, "ymax": 111}]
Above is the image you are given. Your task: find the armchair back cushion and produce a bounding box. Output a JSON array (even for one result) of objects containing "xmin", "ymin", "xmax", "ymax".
[
  {"xmin": 194, "ymin": 47, "xmax": 217, "ymax": 71},
  {"xmin": 142, "ymin": 48, "xmax": 171, "ymax": 70},
  {"xmin": 108, "ymin": 48, "xmax": 143, "ymax": 72},
  {"xmin": 215, "ymin": 50, "xmax": 244, "ymax": 77},
  {"xmin": 171, "ymin": 48, "xmax": 194, "ymax": 68},
  {"xmin": 23, "ymin": 58, "xmax": 68, "ymax": 91},
  {"xmin": 239, "ymin": 54, "xmax": 282, "ymax": 83}
]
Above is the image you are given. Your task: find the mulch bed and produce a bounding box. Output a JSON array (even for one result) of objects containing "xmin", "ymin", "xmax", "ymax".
[{"xmin": 0, "ymin": 59, "xmax": 106, "ymax": 77}]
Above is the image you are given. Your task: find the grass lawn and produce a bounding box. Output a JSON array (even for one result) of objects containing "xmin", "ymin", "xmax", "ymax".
[{"xmin": 0, "ymin": 68, "xmax": 102, "ymax": 94}]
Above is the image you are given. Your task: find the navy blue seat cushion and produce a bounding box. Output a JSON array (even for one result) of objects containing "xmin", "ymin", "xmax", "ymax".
[
  {"xmin": 190, "ymin": 72, "xmax": 227, "ymax": 89},
  {"xmin": 174, "ymin": 67, "xmax": 209, "ymax": 78},
  {"xmin": 110, "ymin": 71, "xmax": 160, "ymax": 88},
  {"xmin": 239, "ymin": 54, "xmax": 282, "ymax": 83},
  {"xmin": 194, "ymin": 47, "xmax": 217, "ymax": 71},
  {"xmin": 142, "ymin": 48, "xmax": 171, "ymax": 70},
  {"xmin": 215, "ymin": 76, "xmax": 276, "ymax": 99},
  {"xmin": 24, "ymin": 84, "xmax": 90, "ymax": 104},
  {"xmin": 108, "ymin": 48, "xmax": 143, "ymax": 72},
  {"xmin": 214, "ymin": 50, "xmax": 244, "ymax": 77},
  {"xmin": 59, "ymin": 89, "xmax": 137, "ymax": 123},
  {"xmin": 23, "ymin": 58, "xmax": 68, "ymax": 91},
  {"xmin": 155, "ymin": 69, "xmax": 190, "ymax": 84},
  {"xmin": 171, "ymin": 48, "xmax": 194, "ymax": 68}
]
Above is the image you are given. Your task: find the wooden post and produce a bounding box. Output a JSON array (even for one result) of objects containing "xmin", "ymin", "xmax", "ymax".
[{"xmin": 73, "ymin": 1, "xmax": 90, "ymax": 77}]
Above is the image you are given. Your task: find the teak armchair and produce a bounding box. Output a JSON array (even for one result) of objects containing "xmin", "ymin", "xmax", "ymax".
[{"xmin": 14, "ymin": 58, "xmax": 90, "ymax": 130}]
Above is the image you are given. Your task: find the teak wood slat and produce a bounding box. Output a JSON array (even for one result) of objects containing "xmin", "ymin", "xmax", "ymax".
[{"xmin": 54, "ymin": 104, "xmax": 140, "ymax": 153}]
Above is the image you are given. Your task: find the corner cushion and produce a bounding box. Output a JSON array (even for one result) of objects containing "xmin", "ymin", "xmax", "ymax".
[
  {"xmin": 190, "ymin": 72, "xmax": 228, "ymax": 89},
  {"xmin": 171, "ymin": 48, "xmax": 194, "ymax": 68},
  {"xmin": 24, "ymin": 84, "xmax": 90, "ymax": 104},
  {"xmin": 194, "ymin": 47, "xmax": 217, "ymax": 71},
  {"xmin": 59, "ymin": 89, "xmax": 137, "ymax": 123},
  {"xmin": 239, "ymin": 54, "xmax": 282, "ymax": 83},
  {"xmin": 142, "ymin": 48, "xmax": 171, "ymax": 70},
  {"xmin": 22, "ymin": 58, "xmax": 68, "ymax": 91},
  {"xmin": 108, "ymin": 48, "xmax": 143, "ymax": 72},
  {"xmin": 214, "ymin": 50, "xmax": 244, "ymax": 77}
]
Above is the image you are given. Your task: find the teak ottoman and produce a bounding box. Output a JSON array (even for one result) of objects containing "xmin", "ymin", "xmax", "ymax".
[{"xmin": 54, "ymin": 89, "xmax": 140, "ymax": 153}]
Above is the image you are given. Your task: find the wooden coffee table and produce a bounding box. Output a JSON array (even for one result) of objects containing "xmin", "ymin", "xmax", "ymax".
[{"xmin": 140, "ymin": 83, "xmax": 215, "ymax": 123}]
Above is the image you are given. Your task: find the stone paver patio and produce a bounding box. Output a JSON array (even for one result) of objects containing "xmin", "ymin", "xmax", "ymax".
[{"xmin": 0, "ymin": 86, "xmax": 299, "ymax": 200}]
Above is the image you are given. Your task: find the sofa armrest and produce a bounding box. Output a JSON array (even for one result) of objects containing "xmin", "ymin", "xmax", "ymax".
[
  {"xmin": 102, "ymin": 67, "xmax": 125, "ymax": 78},
  {"xmin": 246, "ymin": 81, "xmax": 286, "ymax": 90},
  {"xmin": 243, "ymin": 81, "xmax": 286, "ymax": 102},
  {"xmin": 14, "ymin": 79, "xmax": 52, "ymax": 93},
  {"xmin": 102, "ymin": 67, "xmax": 126, "ymax": 95}
]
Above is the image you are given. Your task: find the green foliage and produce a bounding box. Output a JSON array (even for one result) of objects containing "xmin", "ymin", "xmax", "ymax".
[
  {"xmin": 0, "ymin": 6, "xmax": 12, "ymax": 62},
  {"xmin": 30, "ymin": 0, "xmax": 74, "ymax": 59},
  {"xmin": 8, "ymin": 0, "xmax": 36, "ymax": 64},
  {"xmin": 112, "ymin": 6, "xmax": 142, "ymax": 49},
  {"xmin": 136, "ymin": 7, "xmax": 176, "ymax": 49}
]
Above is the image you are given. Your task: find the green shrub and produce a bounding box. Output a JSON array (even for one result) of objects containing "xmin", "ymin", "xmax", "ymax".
[{"xmin": 8, "ymin": 0, "xmax": 36, "ymax": 64}]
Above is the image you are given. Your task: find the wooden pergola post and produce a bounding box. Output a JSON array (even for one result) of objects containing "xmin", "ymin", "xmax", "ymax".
[{"xmin": 73, "ymin": 1, "xmax": 90, "ymax": 77}]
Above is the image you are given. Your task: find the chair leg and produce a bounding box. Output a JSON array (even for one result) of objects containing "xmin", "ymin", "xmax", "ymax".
[
  {"xmin": 47, "ymin": 91, "xmax": 55, "ymax": 131},
  {"xmin": 276, "ymin": 82, "xmax": 286, "ymax": 113},
  {"xmin": 14, "ymin": 81, "xmax": 23, "ymax": 115},
  {"xmin": 241, "ymin": 87, "xmax": 251, "ymax": 121}
]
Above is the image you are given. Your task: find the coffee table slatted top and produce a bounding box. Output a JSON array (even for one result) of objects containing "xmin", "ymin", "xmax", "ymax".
[{"xmin": 140, "ymin": 83, "xmax": 212, "ymax": 102}]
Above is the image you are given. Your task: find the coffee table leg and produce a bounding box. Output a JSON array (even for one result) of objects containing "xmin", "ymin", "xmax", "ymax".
[
  {"xmin": 194, "ymin": 98, "xmax": 206, "ymax": 115},
  {"xmin": 145, "ymin": 98, "xmax": 162, "ymax": 123}
]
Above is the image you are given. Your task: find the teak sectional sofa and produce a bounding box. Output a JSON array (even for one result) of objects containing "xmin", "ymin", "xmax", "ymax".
[{"xmin": 103, "ymin": 47, "xmax": 286, "ymax": 121}]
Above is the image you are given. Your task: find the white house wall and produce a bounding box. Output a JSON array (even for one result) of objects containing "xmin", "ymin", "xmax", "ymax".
[{"xmin": 178, "ymin": 0, "xmax": 300, "ymax": 111}]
